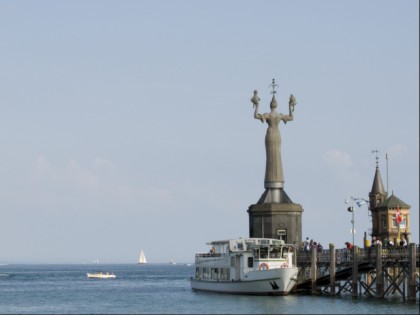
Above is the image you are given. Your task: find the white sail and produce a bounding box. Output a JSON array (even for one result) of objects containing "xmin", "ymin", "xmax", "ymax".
[{"xmin": 138, "ymin": 249, "xmax": 147, "ymax": 264}]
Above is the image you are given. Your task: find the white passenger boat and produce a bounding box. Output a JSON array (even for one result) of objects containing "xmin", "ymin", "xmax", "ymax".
[
  {"xmin": 86, "ymin": 272, "xmax": 116, "ymax": 279},
  {"xmin": 190, "ymin": 238, "xmax": 298, "ymax": 295}
]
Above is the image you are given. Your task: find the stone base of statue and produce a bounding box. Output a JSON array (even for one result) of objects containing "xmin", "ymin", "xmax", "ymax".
[{"xmin": 247, "ymin": 188, "xmax": 303, "ymax": 246}]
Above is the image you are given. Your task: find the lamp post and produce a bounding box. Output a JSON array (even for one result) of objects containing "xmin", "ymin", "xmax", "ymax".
[
  {"xmin": 345, "ymin": 196, "xmax": 355, "ymax": 246},
  {"xmin": 345, "ymin": 196, "xmax": 369, "ymax": 247}
]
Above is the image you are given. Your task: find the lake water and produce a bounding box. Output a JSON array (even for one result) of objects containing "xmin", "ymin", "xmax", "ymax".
[{"xmin": 0, "ymin": 264, "xmax": 418, "ymax": 314}]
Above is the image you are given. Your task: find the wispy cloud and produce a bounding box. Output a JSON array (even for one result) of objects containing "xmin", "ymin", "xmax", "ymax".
[
  {"xmin": 93, "ymin": 158, "xmax": 116, "ymax": 169},
  {"xmin": 323, "ymin": 149, "xmax": 353, "ymax": 170},
  {"xmin": 66, "ymin": 159, "xmax": 98, "ymax": 191}
]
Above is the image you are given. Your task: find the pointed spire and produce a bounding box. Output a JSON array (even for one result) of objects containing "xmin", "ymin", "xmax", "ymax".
[
  {"xmin": 370, "ymin": 149, "xmax": 386, "ymax": 195},
  {"xmin": 371, "ymin": 165, "xmax": 386, "ymax": 195},
  {"xmin": 369, "ymin": 153, "xmax": 388, "ymax": 209}
]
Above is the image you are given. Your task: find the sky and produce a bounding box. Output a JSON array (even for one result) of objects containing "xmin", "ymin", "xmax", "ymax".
[{"xmin": 0, "ymin": 0, "xmax": 418, "ymax": 264}]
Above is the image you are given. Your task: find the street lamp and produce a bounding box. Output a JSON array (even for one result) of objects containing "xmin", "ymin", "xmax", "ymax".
[
  {"xmin": 345, "ymin": 196, "xmax": 355, "ymax": 247},
  {"xmin": 345, "ymin": 196, "xmax": 369, "ymax": 247}
]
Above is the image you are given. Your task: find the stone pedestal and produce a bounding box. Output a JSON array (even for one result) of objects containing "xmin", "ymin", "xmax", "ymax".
[{"xmin": 247, "ymin": 192, "xmax": 303, "ymax": 245}]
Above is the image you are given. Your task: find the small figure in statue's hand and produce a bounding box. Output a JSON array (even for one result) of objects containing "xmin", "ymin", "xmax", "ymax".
[
  {"xmin": 289, "ymin": 94, "xmax": 297, "ymax": 112},
  {"xmin": 251, "ymin": 90, "xmax": 260, "ymax": 108}
]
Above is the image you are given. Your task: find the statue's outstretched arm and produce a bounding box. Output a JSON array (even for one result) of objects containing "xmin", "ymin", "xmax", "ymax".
[{"xmin": 254, "ymin": 105, "xmax": 263, "ymax": 122}]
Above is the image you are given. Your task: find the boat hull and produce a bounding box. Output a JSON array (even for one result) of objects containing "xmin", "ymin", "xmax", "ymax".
[
  {"xmin": 86, "ymin": 273, "xmax": 116, "ymax": 279},
  {"xmin": 191, "ymin": 267, "xmax": 298, "ymax": 295}
]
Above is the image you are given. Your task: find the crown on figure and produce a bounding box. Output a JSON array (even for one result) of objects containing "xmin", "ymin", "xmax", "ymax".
[{"xmin": 270, "ymin": 95, "xmax": 277, "ymax": 109}]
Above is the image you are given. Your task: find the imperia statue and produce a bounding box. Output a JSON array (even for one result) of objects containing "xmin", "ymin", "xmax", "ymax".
[{"xmin": 251, "ymin": 79, "xmax": 296, "ymax": 189}]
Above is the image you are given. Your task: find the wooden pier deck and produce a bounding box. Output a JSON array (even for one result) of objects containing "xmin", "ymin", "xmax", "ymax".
[{"xmin": 295, "ymin": 243, "xmax": 419, "ymax": 300}]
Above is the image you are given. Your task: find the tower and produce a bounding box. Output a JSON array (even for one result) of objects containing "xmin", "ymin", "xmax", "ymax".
[
  {"xmin": 247, "ymin": 80, "xmax": 303, "ymax": 245},
  {"xmin": 368, "ymin": 154, "xmax": 411, "ymax": 244}
]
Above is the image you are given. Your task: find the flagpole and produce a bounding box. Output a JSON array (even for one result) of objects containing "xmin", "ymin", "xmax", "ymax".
[{"xmin": 386, "ymin": 153, "xmax": 389, "ymax": 193}]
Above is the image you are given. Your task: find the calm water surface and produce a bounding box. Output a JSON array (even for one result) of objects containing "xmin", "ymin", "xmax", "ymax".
[{"xmin": 0, "ymin": 264, "xmax": 418, "ymax": 314}]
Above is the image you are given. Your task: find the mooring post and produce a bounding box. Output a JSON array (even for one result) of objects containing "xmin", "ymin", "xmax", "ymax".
[
  {"xmin": 352, "ymin": 245, "xmax": 358, "ymax": 297},
  {"xmin": 408, "ymin": 243, "xmax": 416, "ymax": 301},
  {"xmin": 311, "ymin": 244, "xmax": 317, "ymax": 294},
  {"xmin": 329, "ymin": 243, "xmax": 336, "ymax": 296},
  {"xmin": 375, "ymin": 243, "xmax": 384, "ymax": 298}
]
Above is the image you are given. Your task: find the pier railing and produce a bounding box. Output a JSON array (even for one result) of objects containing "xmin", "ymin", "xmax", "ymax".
[
  {"xmin": 297, "ymin": 245, "xmax": 420, "ymax": 266},
  {"xmin": 295, "ymin": 243, "xmax": 419, "ymax": 300}
]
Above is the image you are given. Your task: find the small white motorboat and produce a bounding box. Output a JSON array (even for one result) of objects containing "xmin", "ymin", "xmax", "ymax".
[{"xmin": 86, "ymin": 272, "xmax": 116, "ymax": 279}]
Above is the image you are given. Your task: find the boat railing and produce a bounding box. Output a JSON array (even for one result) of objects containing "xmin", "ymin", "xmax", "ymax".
[{"xmin": 195, "ymin": 253, "xmax": 222, "ymax": 258}]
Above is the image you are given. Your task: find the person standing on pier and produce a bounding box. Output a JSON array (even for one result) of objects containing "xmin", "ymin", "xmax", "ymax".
[
  {"xmin": 345, "ymin": 242, "xmax": 353, "ymax": 250},
  {"xmin": 303, "ymin": 237, "xmax": 310, "ymax": 252}
]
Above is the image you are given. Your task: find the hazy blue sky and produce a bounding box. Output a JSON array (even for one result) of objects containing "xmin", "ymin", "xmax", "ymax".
[{"xmin": 1, "ymin": 0, "xmax": 418, "ymax": 264}]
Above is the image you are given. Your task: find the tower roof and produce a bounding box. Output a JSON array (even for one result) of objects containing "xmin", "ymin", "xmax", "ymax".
[
  {"xmin": 257, "ymin": 188, "xmax": 293, "ymax": 204},
  {"xmin": 380, "ymin": 193, "xmax": 410, "ymax": 209},
  {"xmin": 370, "ymin": 165, "xmax": 386, "ymax": 195}
]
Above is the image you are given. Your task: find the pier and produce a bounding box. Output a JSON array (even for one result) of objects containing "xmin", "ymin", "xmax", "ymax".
[{"xmin": 295, "ymin": 243, "xmax": 420, "ymax": 300}]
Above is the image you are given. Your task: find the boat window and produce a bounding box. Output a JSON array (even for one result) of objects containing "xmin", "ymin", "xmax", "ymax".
[
  {"xmin": 203, "ymin": 267, "xmax": 211, "ymax": 279},
  {"xmin": 253, "ymin": 249, "xmax": 259, "ymax": 258},
  {"xmin": 260, "ymin": 247, "xmax": 269, "ymax": 259},
  {"xmin": 195, "ymin": 267, "xmax": 200, "ymax": 278},
  {"xmin": 211, "ymin": 268, "xmax": 218, "ymax": 280},
  {"xmin": 230, "ymin": 257, "xmax": 236, "ymax": 267},
  {"xmin": 220, "ymin": 268, "xmax": 230, "ymax": 281},
  {"xmin": 270, "ymin": 246, "xmax": 281, "ymax": 258},
  {"xmin": 247, "ymin": 257, "xmax": 253, "ymax": 268}
]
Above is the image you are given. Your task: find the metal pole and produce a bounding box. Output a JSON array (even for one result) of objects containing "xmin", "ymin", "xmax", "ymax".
[
  {"xmin": 352, "ymin": 201, "xmax": 355, "ymax": 246},
  {"xmin": 386, "ymin": 153, "xmax": 389, "ymax": 193},
  {"xmin": 345, "ymin": 195, "xmax": 356, "ymax": 246}
]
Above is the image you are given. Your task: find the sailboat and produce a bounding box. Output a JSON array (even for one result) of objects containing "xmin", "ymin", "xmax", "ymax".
[{"xmin": 138, "ymin": 249, "xmax": 147, "ymax": 264}]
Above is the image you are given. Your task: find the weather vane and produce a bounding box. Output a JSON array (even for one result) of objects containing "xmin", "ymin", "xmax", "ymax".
[
  {"xmin": 269, "ymin": 78, "xmax": 279, "ymax": 95},
  {"xmin": 372, "ymin": 149, "xmax": 379, "ymax": 167}
]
